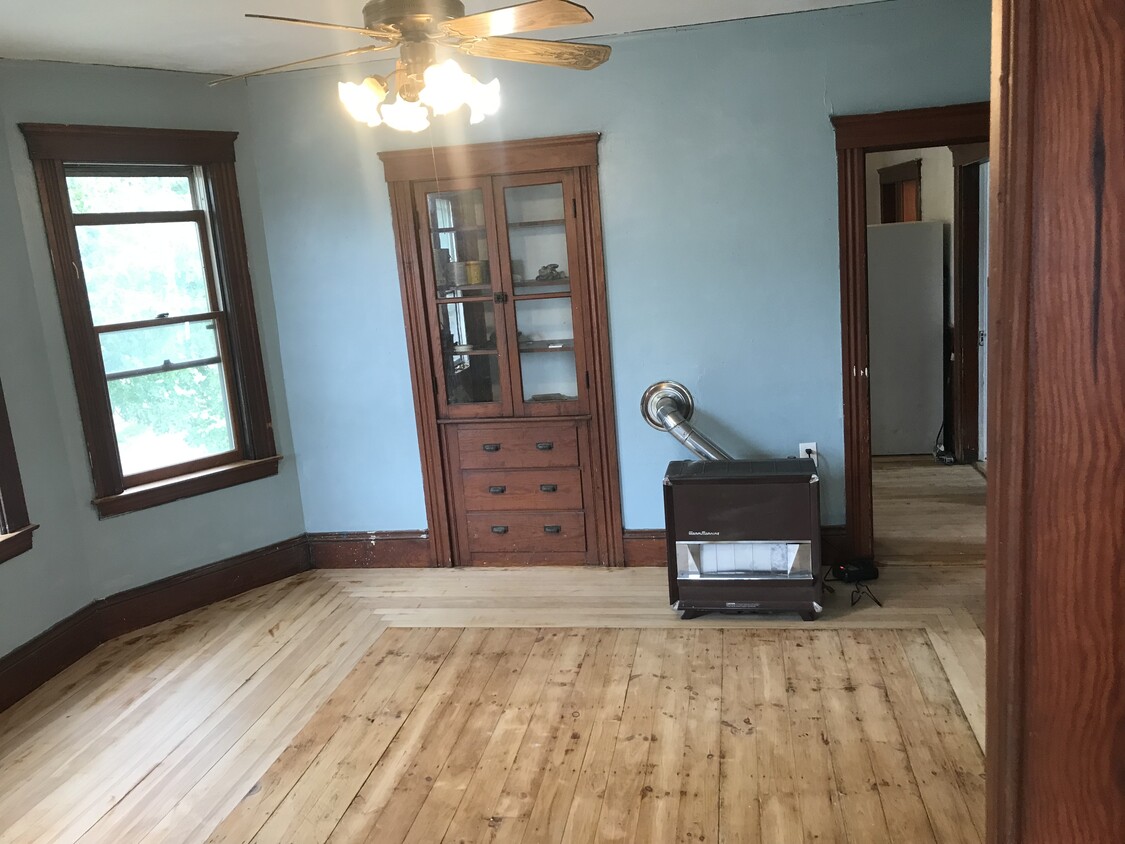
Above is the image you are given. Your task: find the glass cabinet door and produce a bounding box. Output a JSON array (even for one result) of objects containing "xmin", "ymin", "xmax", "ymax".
[
  {"xmin": 418, "ymin": 181, "xmax": 511, "ymax": 417},
  {"xmin": 497, "ymin": 176, "xmax": 586, "ymax": 414}
]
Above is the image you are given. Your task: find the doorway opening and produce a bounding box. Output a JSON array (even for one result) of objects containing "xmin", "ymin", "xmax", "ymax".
[
  {"xmin": 830, "ymin": 103, "xmax": 989, "ymax": 562},
  {"xmin": 864, "ymin": 144, "xmax": 990, "ymax": 564}
]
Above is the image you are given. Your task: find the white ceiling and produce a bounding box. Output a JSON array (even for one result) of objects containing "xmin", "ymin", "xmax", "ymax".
[{"xmin": 0, "ymin": 0, "xmax": 885, "ymax": 76}]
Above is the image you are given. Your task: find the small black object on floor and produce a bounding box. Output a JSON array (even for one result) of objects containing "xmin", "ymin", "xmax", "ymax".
[{"xmin": 824, "ymin": 557, "xmax": 883, "ymax": 607}]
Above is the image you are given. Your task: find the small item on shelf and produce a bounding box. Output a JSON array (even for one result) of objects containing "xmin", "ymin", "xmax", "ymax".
[
  {"xmin": 535, "ymin": 263, "xmax": 564, "ymax": 281},
  {"xmin": 453, "ymin": 343, "xmax": 473, "ymax": 352},
  {"xmin": 449, "ymin": 260, "xmax": 489, "ymax": 287},
  {"xmin": 530, "ymin": 393, "xmax": 574, "ymax": 402}
]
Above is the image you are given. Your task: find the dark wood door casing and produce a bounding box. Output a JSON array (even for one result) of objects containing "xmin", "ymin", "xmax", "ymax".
[
  {"xmin": 831, "ymin": 102, "xmax": 990, "ymax": 560},
  {"xmin": 988, "ymin": 2, "xmax": 1125, "ymax": 840},
  {"xmin": 381, "ymin": 135, "xmax": 624, "ymax": 567}
]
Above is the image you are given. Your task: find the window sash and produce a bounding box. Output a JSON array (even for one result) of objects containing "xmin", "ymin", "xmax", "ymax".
[{"xmin": 66, "ymin": 171, "xmax": 243, "ymax": 484}]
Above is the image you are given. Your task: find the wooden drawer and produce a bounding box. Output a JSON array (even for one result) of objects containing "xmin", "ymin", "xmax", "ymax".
[
  {"xmin": 457, "ymin": 423, "xmax": 579, "ymax": 469},
  {"xmin": 466, "ymin": 511, "xmax": 586, "ymax": 554},
  {"xmin": 462, "ymin": 468, "xmax": 583, "ymax": 512}
]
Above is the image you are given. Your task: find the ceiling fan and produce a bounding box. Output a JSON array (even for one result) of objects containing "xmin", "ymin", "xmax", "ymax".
[{"xmin": 211, "ymin": 0, "xmax": 612, "ymax": 131}]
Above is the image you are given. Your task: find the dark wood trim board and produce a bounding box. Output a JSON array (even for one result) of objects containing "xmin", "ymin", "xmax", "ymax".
[
  {"xmin": 307, "ymin": 531, "xmax": 432, "ymax": 568},
  {"xmin": 987, "ymin": 1, "xmax": 1125, "ymax": 838},
  {"xmin": 0, "ymin": 535, "xmax": 310, "ymax": 713}
]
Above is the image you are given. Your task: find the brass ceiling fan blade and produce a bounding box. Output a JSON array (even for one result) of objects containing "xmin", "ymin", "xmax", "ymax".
[
  {"xmin": 458, "ymin": 36, "xmax": 610, "ymax": 70},
  {"xmin": 246, "ymin": 13, "xmax": 400, "ymax": 41},
  {"xmin": 209, "ymin": 43, "xmax": 396, "ymax": 87},
  {"xmin": 442, "ymin": 0, "xmax": 592, "ymax": 39}
]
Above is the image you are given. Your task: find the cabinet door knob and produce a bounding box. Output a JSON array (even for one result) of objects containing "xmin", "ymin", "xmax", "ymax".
[
  {"xmin": 482, "ymin": 443, "xmax": 501, "ymax": 452},
  {"xmin": 543, "ymin": 525, "xmax": 562, "ymax": 534},
  {"xmin": 535, "ymin": 441, "xmax": 554, "ymax": 451},
  {"xmin": 539, "ymin": 484, "xmax": 558, "ymax": 493},
  {"xmin": 491, "ymin": 525, "xmax": 509, "ymax": 534},
  {"xmin": 488, "ymin": 485, "xmax": 506, "ymax": 495}
]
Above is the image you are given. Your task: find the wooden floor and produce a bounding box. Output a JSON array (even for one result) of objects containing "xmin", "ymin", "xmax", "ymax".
[
  {"xmin": 0, "ymin": 566, "xmax": 986, "ymax": 843},
  {"xmin": 873, "ymin": 457, "xmax": 987, "ymax": 565}
]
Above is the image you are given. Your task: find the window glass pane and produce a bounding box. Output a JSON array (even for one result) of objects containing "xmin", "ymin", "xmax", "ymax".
[
  {"xmin": 100, "ymin": 321, "xmax": 221, "ymax": 377},
  {"xmin": 427, "ymin": 189, "xmax": 491, "ymax": 298},
  {"xmin": 438, "ymin": 301, "xmax": 498, "ymax": 352},
  {"xmin": 76, "ymin": 222, "xmax": 211, "ymax": 324},
  {"xmin": 515, "ymin": 297, "xmax": 577, "ymax": 402},
  {"xmin": 65, "ymin": 171, "xmax": 195, "ymax": 214},
  {"xmin": 504, "ymin": 183, "xmax": 564, "ymax": 224},
  {"xmin": 505, "ymin": 184, "xmax": 570, "ymax": 295},
  {"xmin": 444, "ymin": 353, "xmax": 502, "ymax": 405},
  {"xmin": 107, "ymin": 362, "xmax": 235, "ymax": 477}
]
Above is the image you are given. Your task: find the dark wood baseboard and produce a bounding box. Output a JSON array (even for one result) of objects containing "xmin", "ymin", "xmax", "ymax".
[
  {"xmin": 307, "ymin": 531, "xmax": 433, "ymax": 568},
  {"xmin": 0, "ymin": 535, "xmax": 310, "ymax": 713},
  {"xmin": 622, "ymin": 530, "xmax": 667, "ymax": 567},
  {"xmin": 97, "ymin": 536, "xmax": 310, "ymax": 640},
  {"xmin": 623, "ymin": 526, "xmax": 850, "ymax": 568}
]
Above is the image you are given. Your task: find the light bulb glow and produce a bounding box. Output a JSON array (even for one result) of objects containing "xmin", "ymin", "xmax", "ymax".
[
  {"xmin": 419, "ymin": 59, "xmax": 473, "ymax": 116},
  {"xmin": 379, "ymin": 96, "xmax": 431, "ymax": 133},
  {"xmin": 340, "ymin": 62, "xmax": 501, "ymax": 131},
  {"xmin": 338, "ymin": 77, "xmax": 387, "ymax": 126},
  {"xmin": 467, "ymin": 78, "xmax": 501, "ymax": 125}
]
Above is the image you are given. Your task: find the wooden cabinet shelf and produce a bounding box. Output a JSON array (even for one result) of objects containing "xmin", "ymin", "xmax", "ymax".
[
  {"xmin": 381, "ymin": 134, "xmax": 623, "ymax": 567},
  {"xmin": 518, "ymin": 339, "xmax": 575, "ymax": 353},
  {"xmin": 508, "ymin": 218, "xmax": 566, "ymax": 229}
]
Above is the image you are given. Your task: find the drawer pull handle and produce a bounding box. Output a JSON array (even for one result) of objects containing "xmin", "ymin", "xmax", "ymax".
[
  {"xmin": 491, "ymin": 525, "xmax": 509, "ymax": 534},
  {"xmin": 535, "ymin": 441, "xmax": 554, "ymax": 451},
  {"xmin": 488, "ymin": 485, "xmax": 506, "ymax": 495},
  {"xmin": 544, "ymin": 525, "xmax": 562, "ymax": 534},
  {"xmin": 482, "ymin": 443, "xmax": 501, "ymax": 452},
  {"xmin": 539, "ymin": 484, "xmax": 558, "ymax": 493}
]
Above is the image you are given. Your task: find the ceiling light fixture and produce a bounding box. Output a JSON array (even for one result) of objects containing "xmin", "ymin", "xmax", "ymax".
[
  {"xmin": 214, "ymin": 1, "xmax": 610, "ymax": 134},
  {"xmin": 338, "ymin": 53, "xmax": 500, "ymax": 133}
]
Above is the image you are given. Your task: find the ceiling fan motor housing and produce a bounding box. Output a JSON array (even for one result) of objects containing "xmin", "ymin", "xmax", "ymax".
[{"xmin": 363, "ymin": 0, "xmax": 466, "ymax": 35}]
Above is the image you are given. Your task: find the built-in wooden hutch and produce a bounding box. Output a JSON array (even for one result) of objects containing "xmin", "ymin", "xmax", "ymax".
[{"xmin": 380, "ymin": 134, "xmax": 622, "ymax": 566}]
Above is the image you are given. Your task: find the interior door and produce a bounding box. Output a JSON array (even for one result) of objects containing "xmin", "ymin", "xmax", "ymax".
[{"xmin": 415, "ymin": 178, "xmax": 514, "ymax": 419}]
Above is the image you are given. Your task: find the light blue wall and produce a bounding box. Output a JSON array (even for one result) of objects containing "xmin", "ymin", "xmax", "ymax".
[
  {"xmin": 0, "ymin": 60, "xmax": 304, "ymax": 656},
  {"xmin": 246, "ymin": 0, "xmax": 990, "ymax": 531}
]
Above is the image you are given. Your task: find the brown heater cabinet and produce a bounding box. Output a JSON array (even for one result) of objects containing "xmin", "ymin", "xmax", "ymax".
[{"xmin": 663, "ymin": 459, "xmax": 823, "ymax": 620}]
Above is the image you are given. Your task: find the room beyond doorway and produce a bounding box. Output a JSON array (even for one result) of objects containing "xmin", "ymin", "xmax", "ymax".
[{"xmin": 830, "ymin": 102, "xmax": 990, "ymax": 561}]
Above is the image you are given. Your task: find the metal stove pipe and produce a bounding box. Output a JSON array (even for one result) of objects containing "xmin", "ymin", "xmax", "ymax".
[{"xmin": 641, "ymin": 381, "xmax": 733, "ymax": 461}]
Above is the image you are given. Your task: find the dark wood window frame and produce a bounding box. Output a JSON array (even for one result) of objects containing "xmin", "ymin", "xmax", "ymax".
[
  {"xmin": 0, "ymin": 375, "xmax": 38, "ymax": 564},
  {"xmin": 20, "ymin": 124, "xmax": 280, "ymax": 518},
  {"xmin": 830, "ymin": 102, "xmax": 989, "ymax": 560}
]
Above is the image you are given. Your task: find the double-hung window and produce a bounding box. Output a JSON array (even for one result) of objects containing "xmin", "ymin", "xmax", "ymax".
[
  {"xmin": 22, "ymin": 125, "xmax": 279, "ymax": 517},
  {"xmin": 0, "ymin": 376, "xmax": 36, "ymax": 563}
]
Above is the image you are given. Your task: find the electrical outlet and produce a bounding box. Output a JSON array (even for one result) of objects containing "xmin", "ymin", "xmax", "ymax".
[{"xmin": 799, "ymin": 442, "xmax": 819, "ymax": 467}]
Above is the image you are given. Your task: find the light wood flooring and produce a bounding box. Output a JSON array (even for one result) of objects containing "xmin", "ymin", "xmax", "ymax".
[
  {"xmin": 873, "ymin": 457, "xmax": 986, "ymax": 565},
  {"xmin": 0, "ymin": 566, "xmax": 986, "ymax": 844}
]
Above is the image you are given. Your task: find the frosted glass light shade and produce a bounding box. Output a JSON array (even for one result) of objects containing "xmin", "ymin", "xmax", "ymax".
[
  {"xmin": 338, "ymin": 77, "xmax": 387, "ymax": 126},
  {"xmin": 380, "ymin": 96, "xmax": 431, "ymax": 132},
  {"xmin": 420, "ymin": 59, "xmax": 473, "ymax": 116},
  {"xmin": 467, "ymin": 78, "xmax": 501, "ymax": 125}
]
